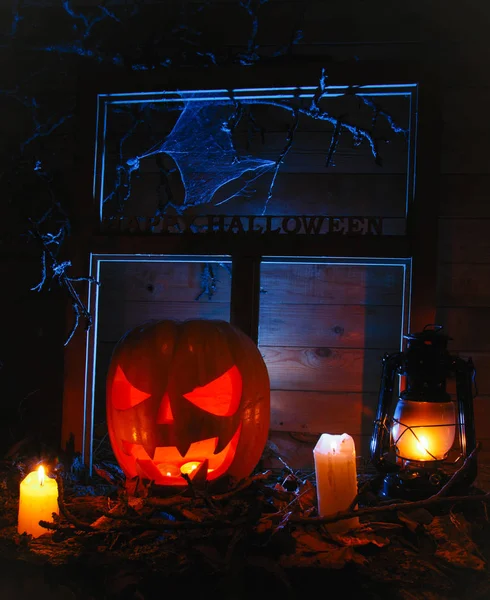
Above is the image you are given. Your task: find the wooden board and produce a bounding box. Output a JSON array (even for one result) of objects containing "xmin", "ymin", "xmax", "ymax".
[
  {"xmin": 98, "ymin": 260, "xmax": 232, "ymax": 303},
  {"xmin": 441, "ymin": 88, "xmax": 490, "ymax": 174},
  {"xmin": 258, "ymin": 304, "xmax": 403, "ymax": 348},
  {"xmin": 97, "ymin": 300, "xmax": 231, "ymax": 343},
  {"xmin": 118, "ymin": 172, "xmax": 408, "ymax": 220},
  {"xmin": 437, "ymin": 264, "xmax": 490, "ymax": 307},
  {"xmin": 98, "ymin": 300, "xmax": 404, "ymax": 347},
  {"xmin": 438, "ymin": 218, "xmax": 490, "ymax": 264},
  {"xmin": 435, "ymin": 307, "xmax": 490, "ymax": 353},
  {"xmin": 259, "ymin": 263, "xmax": 404, "ymax": 306},
  {"xmin": 270, "ymin": 390, "xmax": 377, "ymax": 436},
  {"xmin": 439, "ymin": 175, "xmax": 490, "ymax": 218},
  {"xmin": 260, "ymin": 346, "xmax": 393, "ymax": 393}
]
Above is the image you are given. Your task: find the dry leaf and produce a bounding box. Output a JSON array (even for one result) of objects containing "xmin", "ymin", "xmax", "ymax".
[
  {"xmin": 428, "ymin": 514, "xmax": 486, "ymax": 571},
  {"xmin": 273, "ymin": 510, "xmax": 294, "ymax": 535},
  {"xmin": 332, "ymin": 525, "xmax": 390, "ymax": 548},
  {"xmin": 256, "ymin": 518, "xmax": 273, "ymax": 534},
  {"xmin": 398, "ymin": 508, "xmax": 434, "ymax": 533},
  {"xmin": 180, "ymin": 508, "xmax": 204, "ymax": 522},
  {"xmin": 281, "ymin": 542, "xmax": 366, "ymax": 569},
  {"xmin": 293, "ymin": 530, "xmax": 333, "ymax": 553},
  {"xmin": 125, "ymin": 476, "xmax": 151, "ymax": 498},
  {"xmin": 127, "ymin": 497, "xmax": 145, "ymax": 512},
  {"xmin": 93, "ymin": 465, "xmax": 117, "ymax": 485},
  {"xmin": 296, "ymin": 480, "xmax": 316, "ymax": 512}
]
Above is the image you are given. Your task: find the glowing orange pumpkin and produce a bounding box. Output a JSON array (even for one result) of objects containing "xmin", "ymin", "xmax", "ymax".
[{"xmin": 106, "ymin": 319, "xmax": 270, "ymax": 487}]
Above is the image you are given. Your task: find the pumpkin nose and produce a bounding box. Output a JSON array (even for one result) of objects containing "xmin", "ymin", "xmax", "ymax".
[{"xmin": 157, "ymin": 392, "xmax": 174, "ymax": 424}]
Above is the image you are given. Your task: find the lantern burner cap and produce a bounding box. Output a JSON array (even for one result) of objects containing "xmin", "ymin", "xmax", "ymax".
[{"xmin": 403, "ymin": 324, "xmax": 452, "ymax": 347}]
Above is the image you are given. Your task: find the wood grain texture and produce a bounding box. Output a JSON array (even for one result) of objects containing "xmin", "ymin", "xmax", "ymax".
[
  {"xmin": 439, "ymin": 175, "xmax": 490, "ymax": 218},
  {"xmin": 264, "ymin": 431, "xmax": 372, "ymax": 470},
  {"xmin": 435, "ymin": 307, "xmax": 490, "ymax": 352},
  {"xmin": 117, "ymin": 172, "xmax": 408, "ymax": 219},
  {"xmin": 258, "ymin": 304, "xmax": 403, "ymax": 348},
  {"xmin": 98, "ymin": 260, "xmax": 232, "ymax": 303},
  {"xmin": 260, "ymin": 346, "xmax": 392, "ymax": 393},
  {"xmin": 259, "ymin": 263, "xmax": 404, "ymax": 306},
  {"xmin": 437, "ymin": 263, "xmax": 490, "ymax": 307},
  {"xmin": 97, "ymin": 301, "xmax": 231, "ymax": 343},
  {"xmin": 270, "ymin": 390, "xmax": 377, "ymax": 435},
  {"xmin": 438, "ymin": 218, "xmax": 490, "ymax": 264}
]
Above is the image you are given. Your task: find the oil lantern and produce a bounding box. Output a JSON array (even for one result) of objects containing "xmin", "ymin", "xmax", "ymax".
[{"xmin": 370, "ymin": 324, "xmax": 477, "ymax": 500}]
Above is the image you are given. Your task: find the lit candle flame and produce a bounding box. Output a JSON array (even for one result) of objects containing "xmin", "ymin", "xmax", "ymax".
[
  {"xmin": 157, "ymin": 464, "xmax": 180, "ymax": 478},
  {"xmin": 180, "ymin": 461, "xmax": 201, "ymax": 475},
  {"xmin": 415, "ymin": 435, "xmax": 430, "ymax": 457},
  {"xmin": 37, "ymin": 465, "xmax": 45, "ymax": 487}
]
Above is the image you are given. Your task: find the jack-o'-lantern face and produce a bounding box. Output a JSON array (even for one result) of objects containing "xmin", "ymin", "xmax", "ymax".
[{"xmin": 106, "ymin": 319, "xmax": 270, "ymax": 487}]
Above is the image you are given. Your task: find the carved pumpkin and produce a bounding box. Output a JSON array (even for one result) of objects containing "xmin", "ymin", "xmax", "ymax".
[{"xmin": 106, "ymin": 319, "xmax": 270, "ymax": 487}]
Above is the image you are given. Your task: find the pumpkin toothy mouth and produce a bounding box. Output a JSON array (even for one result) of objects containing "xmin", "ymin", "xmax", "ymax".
[{"xmin": 121, "ymin": 423, "xmax": 242, "ymax": 485}]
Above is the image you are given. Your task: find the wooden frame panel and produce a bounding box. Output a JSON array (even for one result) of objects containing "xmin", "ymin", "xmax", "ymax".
[{"xmin": 62, "ymin": 61, "xmax": 441, "ymax": 467}]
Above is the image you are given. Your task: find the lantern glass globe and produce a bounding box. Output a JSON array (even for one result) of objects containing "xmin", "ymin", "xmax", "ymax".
[{"xmin": 392, "ymin": 399, "xmax": 456, "ymax": 461}]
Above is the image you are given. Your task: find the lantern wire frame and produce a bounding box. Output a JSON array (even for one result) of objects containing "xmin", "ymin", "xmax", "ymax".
[
  {"xmin": 370, "ymin": 339, "xmax": 478, "ymax": 498},
  {"xmin": 392, "ymin": 418, "xmax": 458, "ymax": 462}
]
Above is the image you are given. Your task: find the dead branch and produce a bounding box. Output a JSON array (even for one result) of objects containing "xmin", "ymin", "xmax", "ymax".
[
  {"xmin": 212, "ymin": 470, "xmax": 273, "ymax": 501},
  {"xmin": 291, "ymin": 444, "xmax": 483, "ymax": 527},
  {"xmin": 55, "ymin": 472, "xmax": 94, "ymax": 532},
  {"xmin": 434, "ymin": 445, "xmax": 479, "ymax": 498},
  {"xmin": 290, "ymin": 491, "xmax": 490, "ymax": 527}
]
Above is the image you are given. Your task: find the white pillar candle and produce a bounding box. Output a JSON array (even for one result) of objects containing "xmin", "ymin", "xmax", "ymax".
[
  {"xmin": 18, "ymin": 466, "xmax": 59, "ymax": 538},
  {"xmin": 313, "ymin": 433, "xmax": 360, "ymax": 533}
]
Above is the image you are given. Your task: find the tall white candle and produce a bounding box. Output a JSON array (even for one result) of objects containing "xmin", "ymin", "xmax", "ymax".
[
  {"xmin": 18, "ymin": 466, "xmax": 59, "ymax": 538},
  {"xmin": 313, "ymin": 433, "xmax": 359, "ymax": 533}
]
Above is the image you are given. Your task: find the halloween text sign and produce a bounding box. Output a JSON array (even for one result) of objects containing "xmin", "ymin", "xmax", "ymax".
[{"xmin": 100, "ymin": 215, "xmax": 384, "ymax": 236}]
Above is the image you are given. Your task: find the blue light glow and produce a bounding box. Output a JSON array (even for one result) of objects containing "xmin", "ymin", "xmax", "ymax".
[
  {"xmin": 133, "ymin": 99, "xmax": 276, "ymax": 208},
  {"xmin": 97, "ymin": 82, "xmax": 412, "ymax": 215}
]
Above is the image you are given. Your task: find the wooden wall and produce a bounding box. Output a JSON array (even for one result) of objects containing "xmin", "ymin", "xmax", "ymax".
[
  {"xmin": 3, "ymin": 0, "xmax": 490, "ymax": 478},
  {"xmin": 65, "ymin": 2, "xmax": 490, "ymax": 475},
  {"xmin": 95, "ymin": 260, "xmax": 406, "ymax": 466}
]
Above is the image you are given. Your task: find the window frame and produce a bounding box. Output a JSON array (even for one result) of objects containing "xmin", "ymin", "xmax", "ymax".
[{"xmin": 62, "ymin": 62, "xmax": 441, "ymax": 465}]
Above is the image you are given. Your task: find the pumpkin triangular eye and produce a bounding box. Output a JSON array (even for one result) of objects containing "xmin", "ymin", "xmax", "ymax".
[
  {"xmin": 111, "ymin": 365, "xmax": 151, "ymax": 410},
  {"xmin": 183, "ymin": 365, "xmax": 242, "ymax": 416}
]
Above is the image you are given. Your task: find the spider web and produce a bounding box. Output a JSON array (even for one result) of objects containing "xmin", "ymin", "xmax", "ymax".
[{"xmin": 137, "ymin": 98, "xmax": 276, "ymax": 208}]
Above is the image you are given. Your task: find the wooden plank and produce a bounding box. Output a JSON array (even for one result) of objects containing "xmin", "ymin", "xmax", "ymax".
[
  {"xmin": 271, "ymin": 390, "xmax": 490, "ymax": 441},
  {"xmin": 435, "ymin": 307, "xmax": 490, "ymax": 352},
  {"xmin": 261, "ymin": 346, "xmax": 392, "ymax": 393},
  {"xmin": 439, "ymin": 175, "xmax": 490, "ymax": 218},
  {"xmin": 441, "ymin": 88, "xmax": 490, "ymax": 174},
  {"xmin": 259, "ymin": 263, "xmax": 404, "ymax": 306},
  {"xmin": 112, "ymin": 130, "xmax": 408, "ymax": 176},
  {"xmin": 0, "ymin": 2, "xmax": 430, "ymax": 49},
  {"xmin": 438, "ymin": 218, "xmax": 490, "ymax": 264},
  {"xmin": 270, "ymin": 390, "xmax": 377, "ymax": 436},
  {"xmin": 98, "ymin": 261, "xmax": 231, "ymax": 303},
  {"xmin": 473, "ymin": 396, "xmax": 490, "ymax": 441},
  {"xmin": 117, "ymin": 172, "xmax": 408, "ymax": 219},
  {"xmin": 258, "ymin": 304, "xmax": 403, "ymax": 348},
  {"xmin": 61, "ymin": 237, "xmax": 93, "ymax": 455},
  {"xmin": 230, "ymin": 255, "xmax": 260, "ymax": 343},
  {"xmin": 407, "ymin": 71, "xmax": 441, "ymax": 332},
  {"xmin": 97, "ymin": 300, "xmax": 231, "ymax": 343},
  {"xmin": 264, "ymin": 431, "xmax": 372, "ymax": 470},
  {"xmin": 264, "ymin": 432, "xmax": 490, "ymax": 473},
  {"xmin": 437, "ymin": 263, "xmax": 490, "ymax": 307},
  {"xmin": 456, "ymin": 353, "xmax": 490, "ymax": 396},
  {"xmin": 89, "ymin": 225, "xmax": 411, "ymax": 258}
]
